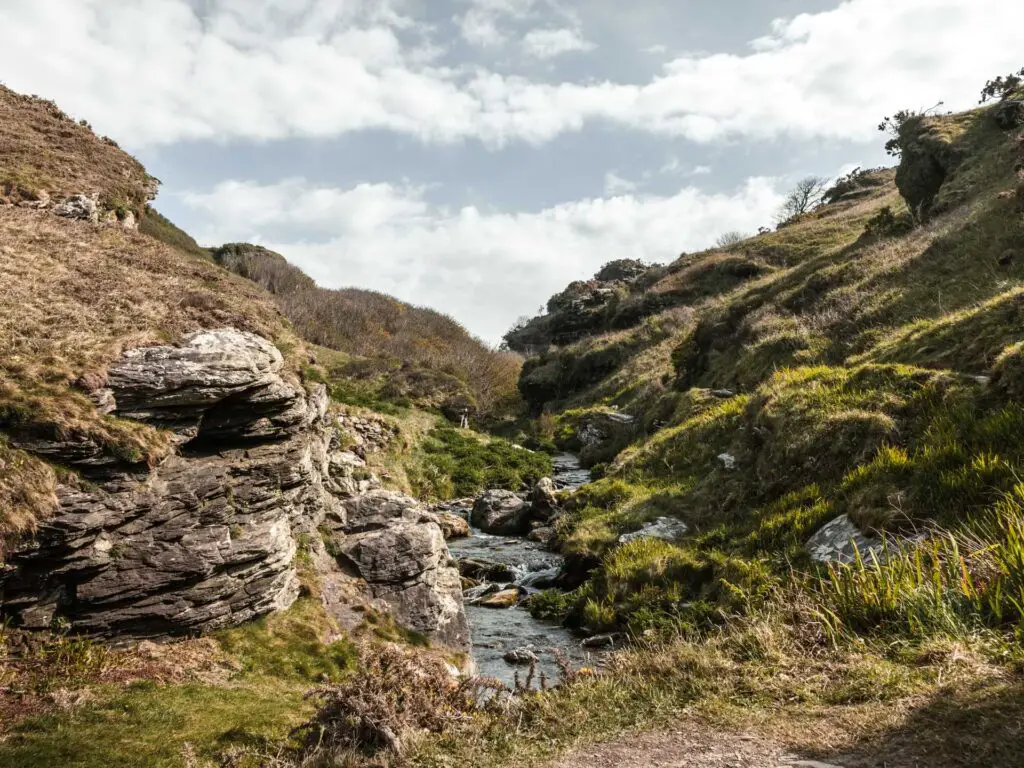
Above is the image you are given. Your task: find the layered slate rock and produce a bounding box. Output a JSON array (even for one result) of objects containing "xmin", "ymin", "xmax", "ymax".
[
  {"xmin": 0, "ymin": 330, "xmax": 337, "ymax": 637},
  {"xmin": 1, "ymin": 328, "xmax": 468, "ymax": 649},
  {"xmin": 332, "ymin": 490, "xmax": 469, "ymax": 650}
]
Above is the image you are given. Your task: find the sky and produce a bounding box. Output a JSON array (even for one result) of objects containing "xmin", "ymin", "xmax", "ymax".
[{"xmin": 1, "ymin": 0, "xmax": 1022, "ymax": 344}]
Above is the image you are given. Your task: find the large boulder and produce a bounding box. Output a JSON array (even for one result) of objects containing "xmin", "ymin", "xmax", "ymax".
[
  {"xmin": 471, "ymin": 490, "xmax": 531, "ymax": 535},
  {"xmin": 576, "ymin": 410, "xmax": 636, "ymax": 467},
  {"xmin": 333, "ymin": 491, "xmax": 469, "ymax": 650},
  {"xmin": 339, "ymin": 521, "xmax": 467, "ymax": 648},
  {"xmin": 531, "ymin": 477, "xmax": 560, "ymax": 522}
]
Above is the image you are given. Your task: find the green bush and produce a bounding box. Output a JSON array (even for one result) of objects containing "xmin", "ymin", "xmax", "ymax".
[{"xmin": 409, "ymin": 427, "xmax": 552, "ymax": 500}]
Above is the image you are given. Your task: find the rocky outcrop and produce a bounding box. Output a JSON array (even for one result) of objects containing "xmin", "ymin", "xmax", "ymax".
[
  {"xmin": 894, "ymin": 115, "xmax": 965, "ymax": 219},
  {"xmin": 0, "ymin": 329, "xmax": 469, "ymax": 650},
  {"xmin": 52, "ymin": 193, "xmax": 100, "ymax": 223},
  {"xmin": 1, "ymin": 330, "xmax": 330, "ymax": 637},
  {"xmin": 4, "ymin": 188, "xmax": 142, "ymax": 230},
  {"xmin": 325, "ymin": 489, "xmax": 469, "ymax": 649},
  {"xmin": 503, "ymin": 261, "xmax": 652, "ymax": 355},
  {"xmin": 471, "ymin": 490, "xmax": 531, "ymax": 535},
  {"xmin": 995, "ymin": 100, "xmax": 1024, "ymax": 130},
  {"xmin": 335, "ymin": 411, "xmax": 399, "ymax": 457},
  {"xmin": 576, "ymin": 410, "xmax": 636, "ymax": 467}
]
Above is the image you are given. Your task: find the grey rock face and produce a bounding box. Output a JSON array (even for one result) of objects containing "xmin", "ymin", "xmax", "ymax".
[
  {"xmin": 618, "ymin": 517, "xmax": 689, "ymax": 545},
  {"xmin": 333, "ymin": 490, "xmax": 469, "ymax": 650},
  {"xmin": 1, "ymin": 328, "xmax": 468, "ymax": 650},
  {"xmin": 104, "ymin": 329, "xmax": 306, "ymax": 443},
  {"xmin": 335, "ymin": 411, "xmax": 398, "ymax": 457},
  {"xmin": 2, "ymin": 329, "xmax": 330, "ymax": 637},
  {"xmin": 52, "ymin": 193, "xmax": 100, "ymax": 223},
  {"xmin": 471, "ymin": 490, "xmax": 531, "ymax": 535},
  {"xmin": 530, "ymin": 478, "xmax": 560, "ymax": 522},
  {"xmin": 805, "ymin": 515, "xmax": 883, "ymax": 564}
]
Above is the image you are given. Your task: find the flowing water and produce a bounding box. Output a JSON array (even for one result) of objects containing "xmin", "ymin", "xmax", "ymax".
[{"xmin": 447, "ymin": 454, "xmax": 598, "ymax": 686}]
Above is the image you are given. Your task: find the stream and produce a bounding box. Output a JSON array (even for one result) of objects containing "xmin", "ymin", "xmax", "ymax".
[{"xmin": 447, "ymin": 454, "xmax": 598, "ymax": 686}]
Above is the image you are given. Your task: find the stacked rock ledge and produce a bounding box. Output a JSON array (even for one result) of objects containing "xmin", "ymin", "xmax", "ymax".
[{"xmin": 0, "ymin": 328, "xmax": 469, "ymax": 652}]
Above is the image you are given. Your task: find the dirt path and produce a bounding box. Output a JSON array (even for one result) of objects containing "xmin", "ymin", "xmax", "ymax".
[{"xmin": 550, "ymin": 727, "xmax": 851, "ymax": 768}]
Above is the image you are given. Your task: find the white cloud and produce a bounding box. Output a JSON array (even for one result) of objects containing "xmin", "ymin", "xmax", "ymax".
[
  {"xmin": 182, "ymin": 177, "xmax": 785, "ymax": 343},
  {"xmin": 455, "ymin": 0, "xmax": 538, "ymax": 47},
  {"xmin": 521, "ymin": 27, "xmax": 595, "ymax": 59},
  {"xmin": 660, "ymin": 157, "xmax": 712, "ymax": 177},
  {"xmin": 1, "ymin": 0, "xmax": 1021, "ymax": 149},
  {"xmin": 457, "ymin": 9, "xmax": 506, "ymax": 47},
  {"xmin": 604, "ymin": 172, "xmax": 638, "ymax": 195}
]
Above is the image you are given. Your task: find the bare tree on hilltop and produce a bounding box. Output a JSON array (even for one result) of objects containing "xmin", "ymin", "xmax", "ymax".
[{"xmin": 775, "ymin": 175, "xmax": 830, "ymax": 226}]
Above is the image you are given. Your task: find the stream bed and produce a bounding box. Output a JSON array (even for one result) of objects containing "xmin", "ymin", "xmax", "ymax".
[{"xmin": 447, "ymin": 454, "xmax": 599, "ymax": 686}]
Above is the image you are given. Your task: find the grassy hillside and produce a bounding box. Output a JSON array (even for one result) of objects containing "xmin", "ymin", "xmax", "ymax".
[
  {"xmin": 0, "ymin": 86, "xmax": 156, "ymax": 216},
  {"xmin": 0, "ymin": 83, "xmax": 530, "ymax": 767},
  {"xmin": 210, "ymin": 243, "xmax": 523, "ymax": 423},
  {"xmin": 511, "ymin": 87, "xmax": 1024, "ymax": 640},
  {"xmin": 0, "ymin": 84, "xmax": 309, "ymax": 552}
]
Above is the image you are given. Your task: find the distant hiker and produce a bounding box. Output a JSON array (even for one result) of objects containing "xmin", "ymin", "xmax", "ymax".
[{"xmin": 459, "ymin": 409, "xmax": 470, "ymax": 429}]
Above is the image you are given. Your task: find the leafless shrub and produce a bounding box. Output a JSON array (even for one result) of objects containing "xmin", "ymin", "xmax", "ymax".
[
  {"xmin": 715, "ymin": 231, "xmax": 748, "ymax": 248},
  {"xmin": 775, "ymin": 176, "xmax": 830, "ymax": 226},
  {"xmin": 293, "ymin": 643, "xmax": 503, "ymax": 760}
]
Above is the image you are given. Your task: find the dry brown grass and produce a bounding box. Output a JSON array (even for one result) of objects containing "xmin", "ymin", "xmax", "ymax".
[
  {"xmin": 0, "ymin": 206, "xmax": 302, "ymax": 547},
  {"xmin": 0, "ymin": 440, "xmax": 57, "ymax": 554},
  {"xmin": 0, "ymin": 86, "xmax": 154, "ymax": 211},
  {"xmin": 293, "ymin": 642, "xmax": 489, "ymax": 762}
]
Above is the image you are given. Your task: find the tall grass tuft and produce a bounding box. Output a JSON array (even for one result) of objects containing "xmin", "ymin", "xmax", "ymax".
[{"xmin": 812, "ymin": 484, "xmax": 1024, "ymax": 641}]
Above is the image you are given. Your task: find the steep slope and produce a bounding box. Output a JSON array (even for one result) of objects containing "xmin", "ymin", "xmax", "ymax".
[
  {"xmin": 0, "ymin": 87, "xmax": 467, "ymax": 650},
  {"xmin": 512, "ymin": 90, "xmax": 1024, "ymax": 636}
]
